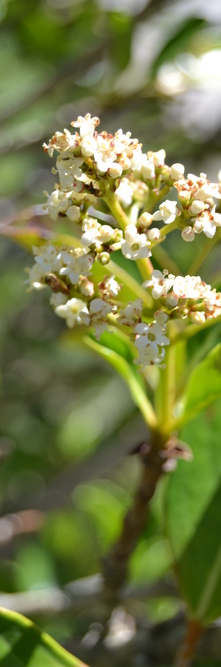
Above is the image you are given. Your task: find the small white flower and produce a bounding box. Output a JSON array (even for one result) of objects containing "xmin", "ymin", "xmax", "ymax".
[
  {"xmin": 115, "ymin": 180, "xmax": 134, "ymax": 208},
  {"xmin": 81, "ymin": 135, "xmax": 97, "ymax": 157},
  {"xmin": 55, "ymin": 297, "xmax": 90, "ymax": 328},
  {"xmin": 99, "ymin": 275, "xmax": 121, "ymax": 298},
  {"xmin": 50, "ymin": 292, "xmax": 68, "ymax": 307},
  {"xmin": 117, "ymin": 299, "xmax": 143, "ymax": 327},
  {"xmin": 81, "ymin": 218, "xmax": 101, "ymax": 246},
  {"xmin": 194, "ymin": 183, "xmax": 221, "ymax": 201},
  {"xmin": 81, "ymin": 218, "xmax": 114, "ymax": 247},
  {"xmin": 59, "ymin": 248, "xmax": 93, "ymax": 284},
  {"xmin": 134, "ymin": 321, "xmax": 169, "ymax": 348},
  {"xmin": 71, "ymin": 114, "xmax": 100, "ymax": 138},
  {"xmin": 133, "ymin": 310, "xmax": 169, "ymax": 369},
  {"xmin": 143, "ymin": 269, "xmax": 175, "ymax": 299},
  {"xmin": 121, "ymin": 225, "xmax": 150, "ymax": 260},
  {"xmin": 33, "ymin": 244, "xmax": 63, "ymax": 273},
  {"xmin": 152, "ymin": 200, "xmax": 178, "ymax": 224},
  {"xmin": 89, "ymin": 297, "xmax": 113, "ymax": 339},
  {"xmin": 27, "ymin": 263, "xmax": 47, "ymax": 290}
]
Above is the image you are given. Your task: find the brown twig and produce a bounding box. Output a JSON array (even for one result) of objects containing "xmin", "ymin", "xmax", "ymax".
[
  {"xmin": 173, "ymin": 618, "xmax": 204, "ymax": 667},
  {"xmin": 102, "ymin": 441, "xmax": 164, "ymax": 592}
]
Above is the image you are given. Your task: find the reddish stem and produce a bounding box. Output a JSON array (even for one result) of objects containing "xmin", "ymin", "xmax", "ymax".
[{"xmin": 174, "ymin": 618, "xmax": 204, "ymax": 667}]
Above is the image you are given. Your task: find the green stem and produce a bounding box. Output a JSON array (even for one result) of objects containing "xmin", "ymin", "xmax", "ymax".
[
  {"xmin": 173, "ymin": 312, "xmax": 221, "ymax": 344},
  {"xmin": 104, "ymin": 188, "xmax": 154, "ymax": 281},
  {"xmin": 188, "ymin": 233, "xmax": 220, "ymax": 276},
  {"xmin": 155, "ymin": 340, "xmax": 176, "ymax": 427},
  {"xmin": 0, "ymin": 608, "xmax": 85, "ymax": 667},
  {"xmin": 108, "ymin": 258, "xmax": 153, "ymax": 309},
  {"xmin": 158, "ymin": 217, "xmax": 180, "ymax": 240},
  {"xmin": 152, "ymin": 243, "xmax": 180, "ymax": 275},
  {"xmin": 143, "ymin": 183, "xmax": 171, "ymax": 212},
  {"xmin": 137, "ymin": 256, "xmax": 154, "ymax": 281},
  {"xmin": 103, "ymin": 189, "xmax": 130, "ymax": 230}
]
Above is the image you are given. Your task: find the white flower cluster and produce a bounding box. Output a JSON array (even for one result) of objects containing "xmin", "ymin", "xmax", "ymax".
[
  {"xmin": 28, "ymin": 244, "xmax": 94, "ymax": 291},
  {"xmin": 151, "ymin": 173, "xmax": 221, "ymax": 242},
  {"xmin": 174, "ymin": 173, "xmax": 221, "ymax": 241},
  {"xmin": 143, "ymin": 270, "xmax": 221, "ymax": 322},
  {"xmin": 117, "ymin": 300, "xmax": 170, "ymax": 370},
  {"xmin": 43, "ymin": 114, "xmax": 174, "ymax": 188},
  {"xmin": 27, "ymin": 239, "xmax": 171, "ymax": 367},
  {"xmin": 26, "ymin": 114, "xmax": 221, "ymax": 372},
  {"xmin": 55, "ymin": 296, "xmax": 115, "ymax": 339},
  {"xmin": 134, "ymin": 311, "xmax": 169, "ymax": 369}
]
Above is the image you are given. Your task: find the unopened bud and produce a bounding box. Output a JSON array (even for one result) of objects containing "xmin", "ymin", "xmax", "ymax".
[
  {"xmin": 66, "ymin": 205, "xmax": 81, "ymax": 222},
  {"xmin": 147, "ymin": 228, "xmax": 161, "ymax": 241},
  {"xmin": 97, "ymin": 251, "xmax": 111, "ymax": 265},
  {"xmin": 178, "ymin": 190, "xmax": 191, "ymax": 206},
  {"xmin": 137, "ymin": 212, "xmax": 152, "ymax": 229},
  {"xmin": 170, "ymin": 163, "xmax": 185, "ymax": 180},
  {"xmin": 80, "ymin": 280, "xmax": 94, "ymax": 297},
  {"xmin": 181, "ymin": 226, "xmax": 195, "ymax": 242},
  {"xmin": 190, "ymin": 311, "xmax": 206, "ymax": 324},
  {"xmin": 108, "ymin": 163, "xmax": 123, "ymax": 179},
  {"xmin": 189, "ymin": 200, "xmax": 205, "ymax": 215},
  {"xmin": 153, "ymin": 149, "xmax": 166, "ymax": 167}
]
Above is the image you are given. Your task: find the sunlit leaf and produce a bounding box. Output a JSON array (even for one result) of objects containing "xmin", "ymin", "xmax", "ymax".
[
  {"xmin": 165, "ymin": 402, "xmax": 221, "ymax": 623},
  {"xmin": 175, "ymin": 343, "xmax": 221, "ymax": 428}
]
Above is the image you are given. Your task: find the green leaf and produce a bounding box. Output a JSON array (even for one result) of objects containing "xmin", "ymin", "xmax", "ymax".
[
  {"xmin": 167, "ymin": 343, "xmax": 221, "ymax": 433},
  {"xmin": 84, "ymin": 329, "xmax": 157, "ymax": 430},
  {"xmin": 182, "ymin": 343, "xmax": 221, "ymax": 420},
  {"xmin": 0, "ymin": 608, "xmax": 88, "ymax": 667},
  {"xmin": 165, "ymin": 402, "xmax": 221, "ymax": 624}
]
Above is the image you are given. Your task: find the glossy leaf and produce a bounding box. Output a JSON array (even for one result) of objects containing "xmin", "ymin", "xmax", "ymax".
[
  {"xmin": 170, "ymin": 343, "xmax": 221, "ymax": 431},
  {"xmin": 0, "ymin": 608, "xmax": 88, "ymax": 667},
  {"xmin": 165, "ymin": 402, "xmax": 221, "ymax": 623}
]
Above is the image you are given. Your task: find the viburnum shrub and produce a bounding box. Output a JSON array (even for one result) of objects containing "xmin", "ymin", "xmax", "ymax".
[{"xmin": 3, "ymin": 114, "xmax": 221, "ymax": 667}]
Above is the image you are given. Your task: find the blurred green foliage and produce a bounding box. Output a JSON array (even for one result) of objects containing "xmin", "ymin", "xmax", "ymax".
[{"xmin": 1, "ymin": 0, "xmax": 221, "ymax": 665}]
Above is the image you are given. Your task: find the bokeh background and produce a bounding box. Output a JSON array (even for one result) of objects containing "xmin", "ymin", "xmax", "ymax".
[{"xmin": 0, "ymin": 0, "xmax": 221, "ymax": 665}]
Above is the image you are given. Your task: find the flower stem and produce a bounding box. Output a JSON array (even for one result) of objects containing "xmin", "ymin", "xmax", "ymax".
[
  {"xmin": 188, "ymin": 232, "xmax": 220, "ymax": 276},
  {"xmin": 108, "ymin": 258, "xmax": 153, "ymax": 308},
  {"xmin": 103, "ymin": 189, "xmax": 130, "ymax": 230},
  {"xmin": 137, "ymin": 256, "xmax": 154, "ymax": 281},
  {"xmin": 173, "ymin": 618, "xmax": 203, "ymax": 667}
]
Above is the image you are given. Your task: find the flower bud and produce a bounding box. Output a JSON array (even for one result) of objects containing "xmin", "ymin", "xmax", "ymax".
[
  {"xmin": 137, "ymin": 212, "xmax": 152, "ymax": 229},
  {"xmin": 189, "ymin": 200, "xmax": 205, "ymax": 215},
  {"xmin": 170, "ymin": 163, "xmax": 185, "ymax": 180},
  {"xmin": 66, "ymin": 205, "xmax": 81, "ymax": 222},
  {"xmin": 97, "ymin": 251, "xmax": 111, "ymax": 265},
  {"xmin": 108, "ymin": 163, "xmax": 123, "ymax": 179},
  {"xmin": 147, "ymin": 228, "xmax": 161, "ymax": 241},
  {"xmin": 181, "ymin": 226, "xmax": 195, "ymax": 242}
]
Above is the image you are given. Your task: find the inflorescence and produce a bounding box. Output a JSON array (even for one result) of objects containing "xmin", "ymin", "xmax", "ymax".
[{"xmin": 27, "ymin": 114, "xmax": 221, "ymax": 371}]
